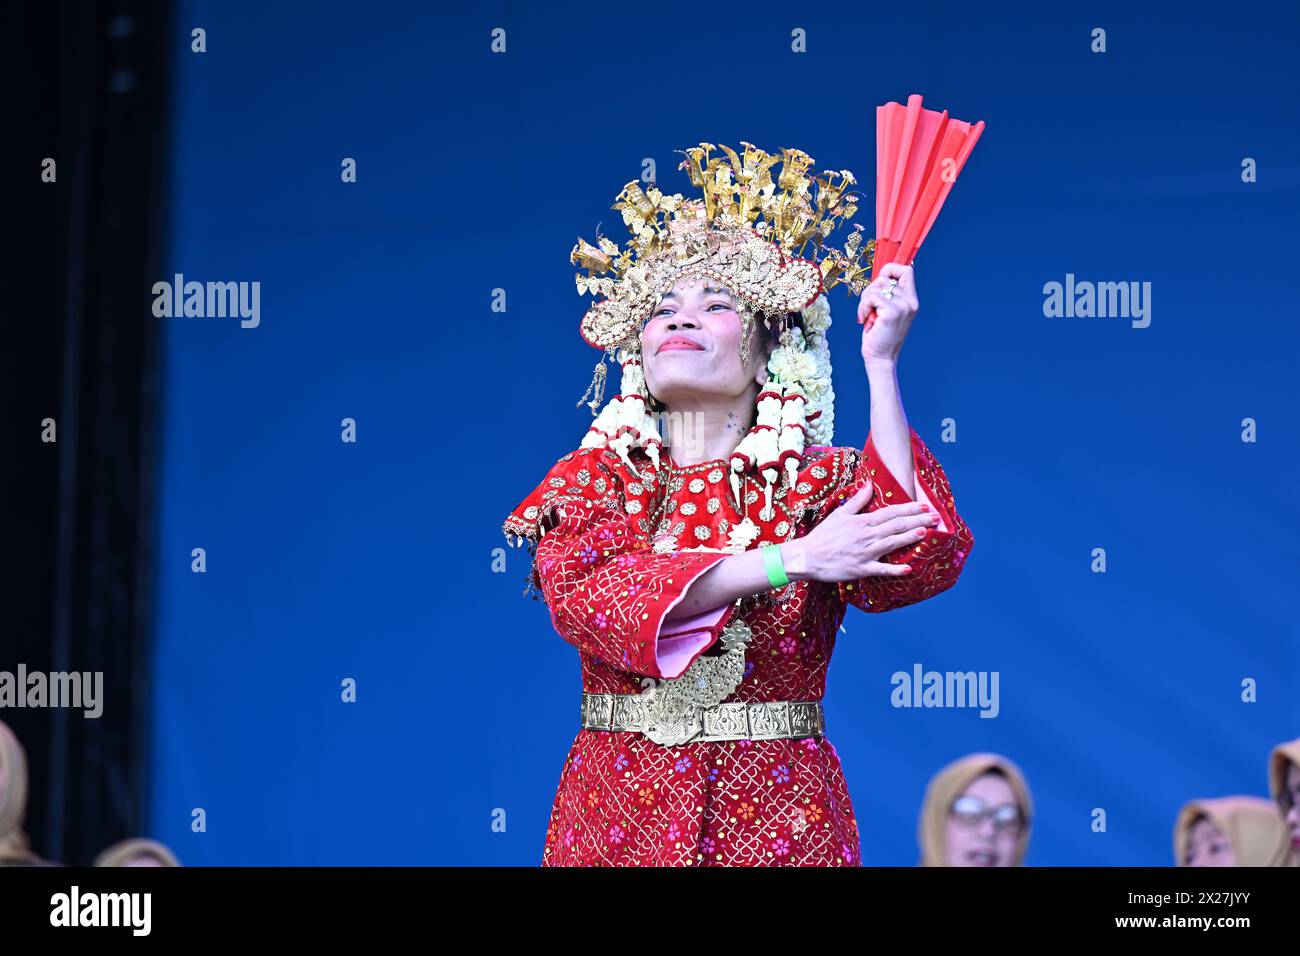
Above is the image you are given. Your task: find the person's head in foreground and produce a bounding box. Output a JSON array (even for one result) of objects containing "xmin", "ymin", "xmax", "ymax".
[
  {"xmin": 0, "ymin": 719, "xmax": 41, "ymax": 866},
  {"xmin": 1174, "ymin": 796, "xmax": 1294, "ymax": 867},
  {"xmin": 93, "ymin": 837, "xmax": 182, "ymax": 867},
  {"xmin": 918, "ymin": 753, "xmax": 1032, "ymax": 867},
  {"xmin": 1268, "ymin": 736, "xmax": 1300, "ymax": 856}
]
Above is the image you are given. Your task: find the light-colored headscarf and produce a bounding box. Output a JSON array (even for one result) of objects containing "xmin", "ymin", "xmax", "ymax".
[
  {"xmin": 1173, "ymin": 795, "xmax": 1295, "ymax": 867},
  {"xmin": 1268, "ymin": 737, "xmax": 1300, "ymax": 811},
  {"xmin": 93, "ymin": 837, "xmax": 182, "ymax": 867},
  {"xmin": 918, "ymin": 752, "xmax": 1034, "ymax": 867},
  {"xmin": 0, "ymin": 719, "xmax": 38, "ymax": 864}
]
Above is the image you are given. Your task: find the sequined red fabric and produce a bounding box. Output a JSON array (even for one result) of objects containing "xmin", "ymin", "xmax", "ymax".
[{"xmin": 502, "ymin": 428, "xmax": 973, "ymax": 865}]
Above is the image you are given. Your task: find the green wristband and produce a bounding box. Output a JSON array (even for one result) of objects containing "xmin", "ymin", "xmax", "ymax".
[{"xmin": 761, "ymin": 543, "xmax": 790, "ymax": 588}]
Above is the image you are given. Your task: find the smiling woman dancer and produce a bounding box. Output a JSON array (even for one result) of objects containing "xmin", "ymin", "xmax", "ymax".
[{"xmin": 503, "ymin": 143, "xmax": 975, "ymax": 866}]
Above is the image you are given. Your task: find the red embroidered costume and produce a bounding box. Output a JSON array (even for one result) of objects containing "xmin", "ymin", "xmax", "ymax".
[
  {"xmin": 503, "ymin": 428, "xmax": 973, "ymax": 865},
  {"xmin": 506, "ymin": 116, "xmax": 986, "ymax": 865}
]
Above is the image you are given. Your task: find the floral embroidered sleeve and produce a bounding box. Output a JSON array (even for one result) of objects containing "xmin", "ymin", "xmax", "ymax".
[
  {"xmin": 797, "ymin": 428, "xmax": 974, "ymax": 613},
  {"xmin": 503, "ymin": 450, "xmax": 737, "ymax": 679}
]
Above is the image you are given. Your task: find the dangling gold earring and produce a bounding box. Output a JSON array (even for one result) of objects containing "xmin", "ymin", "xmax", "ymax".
[
  {"xmin": 739, "ymin": 304, "xmax": 755, "ymax": 368},
  {"xmin": 755, "ymin": 324, "xmax": 775, "ymax": 388}
]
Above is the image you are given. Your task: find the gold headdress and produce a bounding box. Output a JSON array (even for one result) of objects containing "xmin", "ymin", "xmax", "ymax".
[{"xmin": 570, "ymin": 142, "xmax": 875, "ymax": 519}]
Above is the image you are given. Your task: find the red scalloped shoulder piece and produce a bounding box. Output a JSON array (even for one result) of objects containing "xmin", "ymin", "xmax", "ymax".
[{"xmin": 502, "ymin": 447, "xmax": 625, "ymax": 543}]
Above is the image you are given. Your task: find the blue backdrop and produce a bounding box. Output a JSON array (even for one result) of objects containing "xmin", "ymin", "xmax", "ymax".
[{"xmin": 150, "ymin": 1, "xmax": 1299, "ymax": 865}]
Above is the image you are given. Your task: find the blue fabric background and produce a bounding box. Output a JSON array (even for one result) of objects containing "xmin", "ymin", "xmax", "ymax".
[{"xmin": 150, "ymin": 1, "xmax": 1299, "ymax": 864}]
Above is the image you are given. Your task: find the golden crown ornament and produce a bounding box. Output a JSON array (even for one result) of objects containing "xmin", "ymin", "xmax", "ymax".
[{"xmin": 570, "ymin": 142, "xmax": 875, "ymax": 522}]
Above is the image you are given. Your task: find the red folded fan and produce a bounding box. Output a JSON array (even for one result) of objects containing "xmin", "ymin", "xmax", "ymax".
[{"xmin": 869, "ymin": 93, "xmax": 984, "ymax": 294}]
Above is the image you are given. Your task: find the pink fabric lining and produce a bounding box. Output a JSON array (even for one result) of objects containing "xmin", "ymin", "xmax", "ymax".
[
  {"xmin": 656, "ymin": 604, "xmax": 732, "ymax": 677},
  {"xmin": 654, "ymin": 555, "xmax": 734, "ymax": 679}
]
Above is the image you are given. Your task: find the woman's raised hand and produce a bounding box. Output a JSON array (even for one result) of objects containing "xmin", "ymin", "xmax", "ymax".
[{"xmin": 858, "ymin": 262, "xmax": 919, "ymax": 366}]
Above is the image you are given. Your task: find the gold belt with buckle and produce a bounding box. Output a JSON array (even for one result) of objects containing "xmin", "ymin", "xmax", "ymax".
[
  {"xmin": 577, "ymin": 616, "xmax": 823, "ymax": 745},
  {"xmin": 580, "ymin": 692, "xmax": 825, "ymax": 746}
]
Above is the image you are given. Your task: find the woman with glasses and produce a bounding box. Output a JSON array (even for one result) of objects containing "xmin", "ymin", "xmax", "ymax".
[{"xmin": 918, "ymin": 753, "xmax": 1032, "ymax": 866}]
